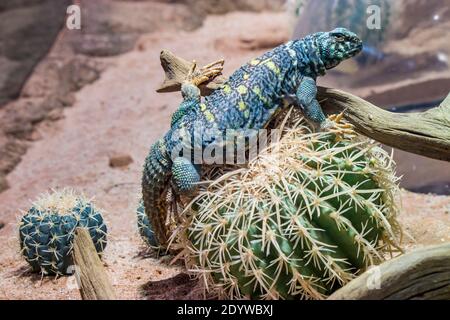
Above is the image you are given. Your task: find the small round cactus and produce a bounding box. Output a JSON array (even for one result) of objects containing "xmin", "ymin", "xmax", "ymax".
[
  {"xmin": 136, "ymin": 199, "xmax": 159, "ymax": 248},
  {"xmin": 19, "ymin": 190, "xmax": 108, "ymax": 275},
  {"xmin": 177, "ymin": 115, "xmax": 402, "ymax": 299}
]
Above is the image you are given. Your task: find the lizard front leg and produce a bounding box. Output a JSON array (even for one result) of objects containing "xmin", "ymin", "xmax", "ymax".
[
  {"xmin": 171, "ymin": 59, "xmax": 224, "ymax": 127},
  {"xmin": 294, "ymin": 76, "xmax": 326, "ymax": 129},
  {"xmin": 171, "ymin": 85, "xmax": 201, "ymax": 127},
  {"xmin": 292, "ymin": 76, "xmax": 354, "ymax": 136},
  {"xmin": 171, "ymin": 59, "xmax": 220, "ymax": 191}
]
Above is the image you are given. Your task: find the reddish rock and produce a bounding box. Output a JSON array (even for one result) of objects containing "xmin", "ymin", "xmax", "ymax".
[
  {"xmin": 58, "ymin": 93, "xmax": 76, "ymax": 107},
  {"xmin": 46, "ymin": 109, "xmax": 65, "ymax": 121},
  {"xmin": 28, "ymin": 130, "xmax": 43, "ymax": 142},
  {"xmin": 109, "ymin": 154, "xmax": 133, "ymax": 168}
]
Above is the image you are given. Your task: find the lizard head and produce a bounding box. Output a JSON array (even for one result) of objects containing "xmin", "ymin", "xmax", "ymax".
[{"xmin": 315, "ymin": 28, "xmax": 363, "ymax": 70}]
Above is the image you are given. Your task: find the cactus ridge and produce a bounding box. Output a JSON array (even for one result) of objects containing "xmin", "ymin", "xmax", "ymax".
[
  {"xmin": 19, "ymin": 189, "xmax": 107, "ymax": 275},
  {"xmin": 136, "ymin": 199, "xmax": 159, "ymax": 248},
  {"xmin": 176, "ymin": 114, "xmax": 402, "ymax": 299}
]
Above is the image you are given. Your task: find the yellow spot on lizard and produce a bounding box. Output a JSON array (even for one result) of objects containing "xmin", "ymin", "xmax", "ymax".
[
  {"xmin": 252, "ymin": 85, "xmax": 268, "ymax": 104},
  {"xmin": 200, "ymin": 103, "xmax": 207, "ymax": 111},
  {"xmin": 243, "ymin": 73, "xmax": 250, "ymax": 80},
  {"xmin": 203, "ymin": 110, "xmax": 215, "ymax": 122},
  {"xmin": 244, "ymin": 110, "xmax": 250, "ymax": 119},
  {"xmin": 238, "ymin": 101, "xmax": 246, "ymax": 111},
  {"xmin": 264, "ymin": 60, "xmax": 280, "ymax": 74},
  {"xmin": 237, "ymin": 85, "xmax": 248, "ymax": 95},
  {"xmin": 250, "ymin": 59, "xmax": 260, "ymax": 66},
  {"xmin": 223, "ymin": 84, "xmax": 232, "ymax": 94}
]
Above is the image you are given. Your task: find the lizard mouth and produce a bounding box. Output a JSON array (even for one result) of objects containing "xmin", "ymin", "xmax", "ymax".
[
  {"xmin": 352, "ymin": 42, "xmax": 363, "ymax": 54},
  {"xmin": 348, "ymin": 47, "xmax": 362, "ymax": 56}
]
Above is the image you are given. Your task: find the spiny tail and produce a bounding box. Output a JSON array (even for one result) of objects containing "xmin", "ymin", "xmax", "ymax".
[{"xmin": 142, "ymin": 138, "xmax": 172, "ymax": 246}]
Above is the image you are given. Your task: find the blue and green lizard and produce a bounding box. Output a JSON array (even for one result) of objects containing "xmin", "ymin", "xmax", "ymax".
[{"xmin": 142, "ymin": 28, "xmax": 363, "ymax": 246}]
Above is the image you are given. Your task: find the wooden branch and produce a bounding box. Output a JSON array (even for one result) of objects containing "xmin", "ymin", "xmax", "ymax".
[
  {"xmin": 317, "ymin": 87, "xmax": 450, "ymax": 162},
  {"xmin": 155, "ymin": 51, "xmax": 450, "ymax": 162},
  {"xmin": 73, "ymin": 228, "xmax": 116, "ymax": 300},
  {"xmin": 328, "ymin": 243, "xmax": 450, "ymax": 300},
  {"xmin": 157, "ymin": 50, "xmax": 227, "ymax": 96}
]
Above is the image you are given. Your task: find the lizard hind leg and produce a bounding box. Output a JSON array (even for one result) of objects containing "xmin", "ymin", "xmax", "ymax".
[{"xmin": 171, "ymin": 157, "xmax": 201, "ymax": 195}]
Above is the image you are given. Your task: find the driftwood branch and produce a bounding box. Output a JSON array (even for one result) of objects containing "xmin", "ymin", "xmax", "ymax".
[
  {"xmin": 328, "ymin": 243, "xmax": 450, "ymax": 300},
  {"xmin": 156, "ymin": 51, "xmax": 450, "ymax": 162},
  {"xmin": 317, "ymin": 87, "xmax": 450, "ymax": 162},
  {"xmin": 73, "ymin": 228, "xmax": 116, "ymax": 300},
  {"xmin": 157, "ymin": 50, "xmax": 227, "ymax": 96}
]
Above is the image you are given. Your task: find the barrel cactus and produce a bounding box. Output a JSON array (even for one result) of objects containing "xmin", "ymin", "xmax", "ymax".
[
  {"xmin": 176, "ymin": 113, "xmax": 402, "ymax": 299},
  {"xmin": 136, "ymin": 199, "xmax": 159, "ymax": 248},
  {"xmin": 19, "ymin": 190, "xmax": 108, "ymax": 275}
]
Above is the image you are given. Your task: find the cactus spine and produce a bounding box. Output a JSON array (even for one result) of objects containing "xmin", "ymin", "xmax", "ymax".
[
  {"xmin": 177, "ymin": 115, "xmax": 402, "ymax": 299},
  {"xmin": 19, "ymin": 190, "xmax": 108, "ymax": 275}
]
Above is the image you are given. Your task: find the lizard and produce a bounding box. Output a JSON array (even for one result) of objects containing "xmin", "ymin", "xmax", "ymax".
[{"xmin": 142, "ymin": 28, "xmax": 363, "ymax": 247}]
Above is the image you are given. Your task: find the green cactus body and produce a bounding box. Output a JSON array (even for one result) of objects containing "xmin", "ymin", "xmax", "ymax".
[
  {"xmin": 19, "ymin": 190, "xmax": 107, "ymax": 275},
  {"xmin": 179, "ymin": 116, "xmax": 402, "ymax": 299},
  {"xmin": 136, "ymin": 200, "xmax": 159, "ymax": 248}
]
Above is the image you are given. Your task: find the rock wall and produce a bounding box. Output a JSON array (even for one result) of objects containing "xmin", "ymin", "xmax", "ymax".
[
  {"xmin": 0, "ymin": 0, "xmax": 285, "ymax": 193},
  {"xmin": 0, "ymin": 0, "xmax": 71, "ymax": 106}
]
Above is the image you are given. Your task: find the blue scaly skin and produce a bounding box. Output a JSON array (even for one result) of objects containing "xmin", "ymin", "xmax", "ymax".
[{"xmin": 142, "ymin": 28, "xmax": 363, "ymax": 246}]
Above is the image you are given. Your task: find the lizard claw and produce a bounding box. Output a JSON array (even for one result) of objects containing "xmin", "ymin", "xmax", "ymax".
[
  {"xmin": 186, "ymin": 59, "xmax": 225, "ymax": 87},
  {"xmin": 200, "ymin": 59, "xmax": 225, "ymax": 71},
  {"xmin": 328, "ymin": 113, "xmax": 342, "ymax": 122},
  {"xmin": 187, "ymin": 60, "xmax": 198, "ymax": 79},
  {"xmin": 321, "ymin": 113, "xmax": 356, "ymax": 140}
]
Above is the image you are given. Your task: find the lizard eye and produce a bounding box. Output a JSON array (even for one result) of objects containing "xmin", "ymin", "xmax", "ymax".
[{"xmin": 335, "ymin": 36, "xmax": 345, "ymax": 42}]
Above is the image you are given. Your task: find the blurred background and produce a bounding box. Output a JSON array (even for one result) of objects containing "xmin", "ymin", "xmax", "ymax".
[{"xmin": 0, "ymin": 0, "xmax": 449, "ymax": 300}]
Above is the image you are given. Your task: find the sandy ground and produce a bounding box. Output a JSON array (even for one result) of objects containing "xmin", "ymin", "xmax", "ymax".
[{"xmin": 0, "ymin": 11, "xmax": 449, "ymax": 300}]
